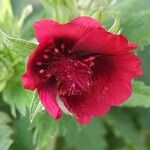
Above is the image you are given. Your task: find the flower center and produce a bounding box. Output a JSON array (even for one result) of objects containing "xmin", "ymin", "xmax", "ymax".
[{"xmin": 35, "ymin": 43, "xmax": 95, "ymax": 96}]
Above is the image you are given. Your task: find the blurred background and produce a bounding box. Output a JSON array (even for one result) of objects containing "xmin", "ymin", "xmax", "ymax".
[{"xmin": 0, "ymin": 0, "xmax": 150, "ymax": 150}]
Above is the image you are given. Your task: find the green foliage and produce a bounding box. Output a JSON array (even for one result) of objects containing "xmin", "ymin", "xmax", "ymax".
[
  {"xmin": 111, "ymin": 0, "xmax": 150, "ymax": 47},
  {"xmin": 63, "ymin": 118, "xmax": 107, "ymax": 150},
  {"xmin": 0, "ymin": 111, "xmax": 13, "ymax": 150},
  {"xmin": 0, "ymin": 56, "xmax": 14, "ymax": 92},
  {"xmin": 105, "ymin": 108, "xmax": 147, "ymax": 150},
  {"xmin": 108, "ymin": 15, "xmax": 121, "ymax": 34},
  {"xmin": 122, "ymin": 81, "xmax": 150, "ymax": 107},
  {"xmin": 1, "ymin": 31, "xmax": 37, "ymax": 61},
  {"xmin": 11, "ymin": 116, "xmax": 35, "ymax": 150},
  {"xmin": 31, "ymin": 111, "xmax": 59, "ymax": 150},
  {"xmin": 3, "ymin": 78, "xmax": 33, "ymax": 116}
]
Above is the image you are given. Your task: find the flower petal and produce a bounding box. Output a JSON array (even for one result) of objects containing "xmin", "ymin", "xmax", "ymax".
[
  {"xmin": 72, "ymin": 28, "xmax": 138, "ymax": 56},
  {"xmin": 34, "ymin": 19, "xmax": 60, "ymax": 42},
  {"xmin": 92, "ymin": 52, "xmax": 142, "ymax": 106},
  {"xmin": 61, "ymin": 95, "xmax": 110, "ymax": 124},
  {"xmin": 34, "ymin": 17, "xmax": 102, "ymax": 48},
  {"xmin": 38, "ymin": 80, "xmax": 62, "ymax": 119},
  {"xmin": 22, "ymin": 71, "xmax": 36, "ymax": 90},
  {"xmin": 70, "ymin": 16, "xmax": 101, "ymax": 28},
  {"xmin": 22, "ymin": 38, "xmax": 54, "ymax": 90}
]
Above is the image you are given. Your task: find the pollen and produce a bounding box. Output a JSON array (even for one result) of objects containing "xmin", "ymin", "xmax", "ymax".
[
  {"xmin": 61, "ymin": 44, "xmax": 65, "ymax": 50},
  {"xmin": 43, "ymin": 54, "xmax": 49, "ymax": 59},
  {"xmin": 54, "ymin": 48, "xmax": 59, "ymax": 53},
  {"xmin": 36, "ymin": 61, "xmax": 42, "ymax": 66},
  {"xmin": 44, "ymin": 49, "xmax": 50, "ymax": 52},
  {"xmin": 46, "ymin": 74, "xmax": 51, "ymax": 78},
  {"xmin": 39, "ymin": 69, "xmax": 44, "ymax": 73}
]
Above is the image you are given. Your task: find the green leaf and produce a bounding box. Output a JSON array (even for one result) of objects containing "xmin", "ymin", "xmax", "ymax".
[
  {"xmin": 110, "ymin": 0, "xmax": 150, "ymax": 47},
  {"xmin": 61, "ymin": 117, "xmax": 107, "ymax": 150},
  {"xmin": 105, "ymin": 108, "xmax": 146, "ymax": 150},
  {"xmin": 2, "ymin": 62, "xmax": 34, "ymax": 116},
  {"xmin": 0, "ymin": 111, "xmax": 13, "ymax": 150},
  {"xmin": 31, "ymin": 111, "xmax": 59, "ymax": 150},
  {"xmin": 0, "ymin": 55, "xmax": 14, "ymax": 84},
  {"xmin": 11, "ymin": 116, "xmax": 35, "ymax": 150},
  {"xmin": 108, "ymin": 15, "xmax": 121, "ymax": 34},
  {"xmin": 122, "ymin": 81, "xmax": 150, "ymax": 107},
  {"xmin": 1, "ymin": 30, "xmax": 37, "ymax": 61},
  {"xmin": 3, "ymin": 79, "xmax": 33, "ymax": 116},
  {"xmin": 30, "ymin": 92, "xmax": 42, "ymax": 122}
]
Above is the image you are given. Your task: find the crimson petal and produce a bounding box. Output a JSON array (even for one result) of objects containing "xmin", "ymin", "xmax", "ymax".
[
  {"xmin": 92, "ymin": 52, "xmax": 142, "ymax": 106},
  {"xmin": 38, "ymin": 81, "xmax": 62, "ymax": 119},
  {"xmin": 72, "ymin": 28, "xmax": 138, "ymax": 56},
  {"xmin": 61, "ymin": 95, "xmax": 110, "ymax": 124},
  {"xmin": 34, "ymin": 17, "xmax": 102, "ymax": 48},
  {"xmin": 22, "ymin": 38, "xmax": 55, "ymax": 90},
  {"xmin": 70, "ymin": 16, "xmax": 101, "ymax": 28}
]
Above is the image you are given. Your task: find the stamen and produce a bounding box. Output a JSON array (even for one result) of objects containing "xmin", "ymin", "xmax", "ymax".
[
  {"xmin": 43, "ymin": 54, "xmax": 49, "ymax": 59},
  {"xmin": 83, "ymin": 56, "xmax": 95, "ymax": 62},
  {"xmin": 46, "ymin": 74, "xmax": 51, "ymax": 78},
  {"xmin": 54, "ymin": 48, "xmax": 59, "ymax": 53},
  {"xmin": 44, "ymin": 49, "xmax": 50, "ymax": 52},
  {"xmin": 36, "ymin": 62, "xmax": 42, "ymax": 66},
  {"xmin": 89, "ymin": 62, "xmax": 94, "ymax": 67},
  {"xmin": 68, "ymin": 49, "xmax": 72, "ymax": 53},
  {"xmin": 39, "ymin": 69, "xmax": 44, "ymax": 73},
  {"xmin": 61, "ymin": 44, "xmax": 65, "ymax": 50}
]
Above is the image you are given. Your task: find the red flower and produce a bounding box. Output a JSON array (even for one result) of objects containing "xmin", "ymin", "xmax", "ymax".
[{"xmin": 22, "ymin": 16, "xmax": 142, "ymax": 124}]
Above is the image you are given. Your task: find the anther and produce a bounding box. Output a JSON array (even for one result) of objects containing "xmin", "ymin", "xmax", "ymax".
[
  {"xmin": 39, "ymin": 69, "xmax": 44, "ymax": 73},
  {"xmin": 54, "ymin": 48, "xmax": 59, "ymax": 53},
  {"xmin": 68, "ymin": 49, "xmax": 72, "ymax": 53},
  {"xmin": 43, "ymin": 54, "xmax": 49, "ymax": 59},
  {"xmin": 89, "ymin": 62, "xmax": 94, "ymax": 67},
  {"xmin": 46, "ymin": 74, "xmax": 51, "ymax": 78},
  {"xmin": 44, "ymin": 49, "xmax": 50, "ymax": 52},
  {"xmin": 61, "ymin": 44, "xmax": 65, "ymax": 50},
  {"xmin": 36, "ymin": 62, "xmax": 42, "ymax": 66}
]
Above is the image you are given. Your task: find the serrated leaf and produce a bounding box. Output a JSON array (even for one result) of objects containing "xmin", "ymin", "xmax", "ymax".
[
  {"xmin": 11, "ymin": 116, "xmax": 35, "ymax": 150},
  {"xmin": 0, "ymin": 111, "xmax": 13, "ymax": 150},
  {"xmin": 122, "ymin": 81, "xmax": 150, "ymax": 107},
  {"xmin": 134, "ymin": 108, "xmax": 150, "ymax": 130},
  {"xmin": 108, "ymin": 15, "xmax": 121, "ymax": 34},
  {"xmin": 105, "ymin": 108, "xmax": 146, "ymax": 150},
  {"xmin": 110, "ymin": 0, "xmax": 150, "ymax": 47},
  {"xmin": 3, "ymin": 79, "xmax": 33, "ymax": 116},
  {"xmin": 1, "ymin": 30, "xmax": 37, "ymax": 61},
  {"xmin": 31, "ymin": 111, "xmax": 59, "ymax": 150},
  {"xmin": 61, "ymin": 117, "xmax": 107, "ymax": 150},
  {"xmin": 30, "ymin": 92, "xmax": 42, "ymax": 122}
]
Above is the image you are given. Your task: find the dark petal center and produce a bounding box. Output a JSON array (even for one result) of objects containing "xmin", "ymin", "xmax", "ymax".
[
  {"xmin": 34, "ymin": 42, "xmax": 95, "ymax": 96},
  {"xmin": 51, "ymin": 54, "xmax": 94, "ymax": 96}
]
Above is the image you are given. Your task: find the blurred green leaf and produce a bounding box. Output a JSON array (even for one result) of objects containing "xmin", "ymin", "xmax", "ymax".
[
  {"xmin": 11, "ymin": 116, "xmax": 35, "ymax": 150},
  {"xmin": 3, "ymin": 78, "xmax": 33, "ymax": 116},
  {"xmin": 2, "ymin": 62, "xmax": 33, "ymax": 116},
  {"xmin": 0, "ymin": 56, "xmax": 14, "ymax": 91},
  {"xmin": 108, "ymin": 15, "xmax": 121, "ymax": 34},
  {"xmin": 62, "ymin": 117, "xmax": 107, "ymax": 150},
  {"xmin": 0, "ymin": 111, "xmax": 13, "ymax": 150},
  {"xmin": 1, "ymin": 31, "xmax": 37, "ymax": 61},
  {"xmin": 111, "ymin": 0, "xmax": 150, "ymax": 47},
  {"xmin": 31, "ymin": 111, "xmax": 59, "ymax": 150},
  {"xmin": 0, "ymin": 0, "xmax": 14, "ymax": 32},
  {"xmin": 122, "ymin": 81, "xmax": 150, "ymax": 107},
  {"xmin": 30, "ymin": 92, "xmax": 43, "ymax": 123},
  {"xmin": 105, "ymin": 108, "xmax": 146, "ymax": 150}
]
